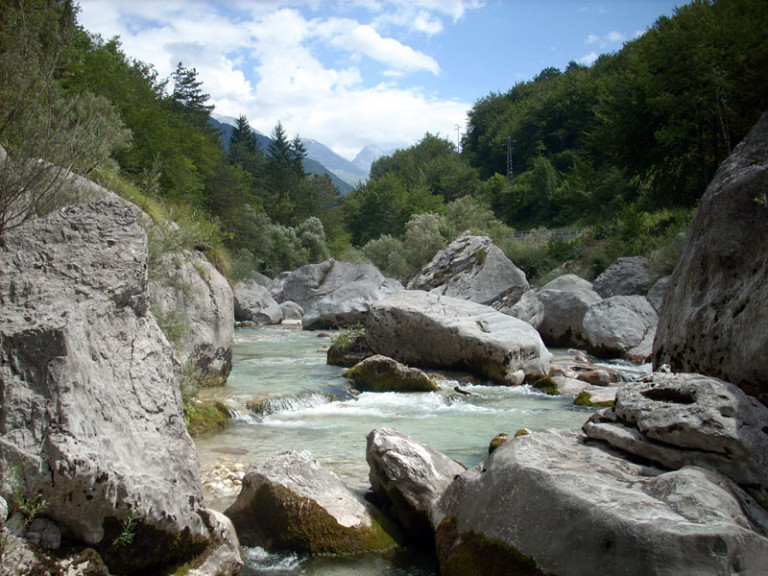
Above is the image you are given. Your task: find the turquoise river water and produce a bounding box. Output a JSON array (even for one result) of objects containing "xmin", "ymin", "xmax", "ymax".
[{"xmin": 193, "ymin": 325, "xmax": 604, "ymax": 575}]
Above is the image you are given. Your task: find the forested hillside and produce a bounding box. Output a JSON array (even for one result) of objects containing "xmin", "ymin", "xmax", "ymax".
[{"xmin": 1, "ymin": 0, "xmax": 766, "ymax": 285}]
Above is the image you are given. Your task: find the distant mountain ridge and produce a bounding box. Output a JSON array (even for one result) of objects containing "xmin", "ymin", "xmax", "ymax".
[{"xmin": 210, "ymin": 114, "xmax": 392, "ymax": 195}]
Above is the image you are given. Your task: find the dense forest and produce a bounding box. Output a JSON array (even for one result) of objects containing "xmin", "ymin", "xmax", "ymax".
[{"xmin": 1, "ymin": 0, "xmax": 766, "ymax": 285}]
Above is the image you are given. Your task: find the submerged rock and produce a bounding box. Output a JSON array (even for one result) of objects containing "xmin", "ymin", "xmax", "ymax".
[
  {"xmin": 653, "ymin": 111, "xmax": 768, "ymax": 406},
  {"xmin": 407, "ymin": 234, "xmax": 529, "ymax": 307},
  {"xmin": 345, "ymin": 355, "xmax": 438, "ymax": 392},
  {"xmin": 432, "ymin": 429, "xmax": 768, "ymax": 576},
  {"xmin": 366, "ymin": 291, "xmax": 552, "ymax": 384},
  {"xmin": 224, "ymin": 450, "xmax": 399, "ymax": 555},
  {"xmin": 366, "ymin": 428, "xmax": 465, "ymax": 546}
]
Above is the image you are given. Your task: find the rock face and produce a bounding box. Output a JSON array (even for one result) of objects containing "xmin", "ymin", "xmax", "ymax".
[
  {"xmin": 535, "ymin": 274, "xmax": 601, "ymax": 347},
  {"xmin": 366, "ymin": 291, "xmax": 552, "ymax": 384},
  {"xmin": 345, "ymin": 355, "xmax": 438, "ymax": 392},
  {"xmin": 0, "ymin": 202, "xmax": 229, "ymax": 572},
  {"xmin": 234, "ymin": 280, "xmax": 283, "ymax": 325},
  {"xmin": 224, "ymin": 450, "xmax": 398, "ymax": 555},
  {"xmin": 583, "ymin": 373, "xmax": 768, "ymax": 494},
  {"xmin": 653, "ymin": 112, "xmax": 768, "ymax": 406},
  {"xmin": 407, "ymin": 234, "xmax": 529, "ymax": 307},
  {"xmin": 149, "ymin": 248, "xmax": 234, "ymax": 385},
  {"xmin": 432, "ymin": 429, "xmax": 768, "ymax": 576},
  {"xmin": 496, "ymin": 289, "xmax": 544, "ymax": 330},
  {"xmin": 582, "ymin": 295, "xmax": 658, "ymax": 362},
  {"xmin": 366, "ymin": 428, "xmax": 465, "ymax": 545},
  {"xmin": 592, "ymin": 256, "xmax": 652, "ymax": 298},
  {"xmin": 274, "ymin": 260, "xmax": 403, "ymax": 330}
]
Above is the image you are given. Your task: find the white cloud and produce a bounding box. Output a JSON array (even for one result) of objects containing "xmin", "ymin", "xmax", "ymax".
[
  {"xmin": 605, "ymin": 30, "xmax": 625, "ymax": 43},
  {"xmin": 578, "ymin": 51, "xmax": 599, "ymax": 66},
  {"xmin": 585, "ymin": 33, "xmax": 600, "ymax": 45}
]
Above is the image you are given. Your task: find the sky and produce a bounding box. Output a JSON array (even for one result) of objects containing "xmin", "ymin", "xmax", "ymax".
[{"xmin": 76, "ymin": 0, "xmax": 686, "ymax": 161}]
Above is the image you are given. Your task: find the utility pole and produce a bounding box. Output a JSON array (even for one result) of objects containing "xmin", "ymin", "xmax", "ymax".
[
  {"xmin": 455, "ymin": 124, "xmax": 461, "ymax": 153},
  {"xmin": 506, "ymin": 137, "xmax": 516, "ymax": 182}
]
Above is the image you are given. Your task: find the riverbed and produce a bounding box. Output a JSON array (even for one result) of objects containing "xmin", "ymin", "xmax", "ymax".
[{"xmin": 194, "ymin": 324, "xmax": 603, "ymax": 575}]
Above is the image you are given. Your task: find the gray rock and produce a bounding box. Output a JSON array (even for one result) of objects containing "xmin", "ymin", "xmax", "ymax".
[
  {"xmin": 366, "ymin": 427, "xmax": 465, "ymax": 544},
  {"xmin": 495, "ymin": 289, "xmax": 543, "ymax": 329},
  {"xmin": 647, "ymin": 275, "xmax": 671, "ymax": 312},
  {"xmin": 149, "ymin": 248, "xmax": 234, "ymax": 386},
  {"xmin": 535, "ymin": 274, "xmax": 601, "ymax": 347},
  {"xmin": 274, "ymin": 260, "xmax": 403, "ymax": 329},
  {"xmin": 280, "ymin": 300, "xmax": 304, "ymax": 323},
  {"xmin": 224, "ymin": 450, "xmax": 398, "ymax": 555},
  {"xmin": 0, "ymin": 533, "xmax": 110, "ymax": 576},
  {"xmin": 407, "ymin": 234, "xmax": 529, "ymax": 307},
  {"xmin": 366, "ymin": 291, "xmax": 552, "ymax": 384},
  {"xmin": 582, "ymin": 295, "xmax": 658, "ymax": 362},
  {"xmin": 0, "ymin": 201, "xmax": 231, "ymax": 572},
  {"xmin": 0, "ymin": 495, "xmax": 7, "ymax": 525},
  {"xmin": 26, "ymin": 518, "xmax": 61, "ymax": 550},
  {"xmin": 345, "ymin": 355, "xmax": 438, "ymax": 392},
  {"xmin": 234, "ymin": 280, "xmax": 283, "ymax": 325},
  {"xmin": 592, "ymin": 256, "xmax": 652, "ymax": 298},
  {"xmin": 583, "ymin": 373, "xmax": 768, "ymax": 492},
  {"xmin": 653, "ymin": 112, "xmax": 768, "ymax": 406},
  {"xmin": 187, "ymin": 510, "xmax": 244, "ymax": 576},
  {"xmin": 432, "ymin": 429, "xmax": 768, "ymax": 576}
]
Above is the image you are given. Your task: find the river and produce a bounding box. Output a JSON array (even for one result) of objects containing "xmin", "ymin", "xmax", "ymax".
[{"xmin": 193, "ymin": 324, "xmax": 607, "ymax": 575}]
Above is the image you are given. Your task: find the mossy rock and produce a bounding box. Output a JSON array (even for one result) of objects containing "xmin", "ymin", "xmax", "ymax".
[
  {"xmin": 235, "ymin": 483, "xmax": 399, "ymax": 556},
  {"xmin": 345, "ymin": 355, "xmax": 438, "ymax": 393},
  {"xmin": 532, "ymin": 377, "xmax": 559, "ymax": 396},
  {"xmin": 573, "ymin": 391, "xmax": 615, "ymax": 408},
  {"xmin": 435, "ymin": 516, "xmax": 551, "ymax": 576},
  {"xmin": 488, "ymin": 433, "xmax": 509, "ymax": 454},
  {"xmin": 327, "ymin": 330, "xmax": 374, "ymax": 367},
  {"xmin": 184, "ymin": 399, "xmax": 230, "ymax": 436}
]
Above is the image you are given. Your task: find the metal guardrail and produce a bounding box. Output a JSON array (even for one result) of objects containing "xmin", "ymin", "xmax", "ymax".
[{"xmin": 513, "ymin": 228, "xmax": 582, "ymax": 241}]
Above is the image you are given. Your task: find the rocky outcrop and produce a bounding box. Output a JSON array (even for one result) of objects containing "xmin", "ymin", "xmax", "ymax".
[
  {"xmin": 583, "ymin": 373, "xmax": 768, "ymax": 494},
  {"xmin": 535, "ymin": 274, "xmax": 601, "ymax": 347},
  {"xmin": 366, "ymin": 428, "xmax": 465, "ymax": 545},
  {"xmin": 496, "ymin": 289, "xmax": 544, "ymax": 330},
  {"xmin": 234, "ymin": 280, "xmax": 283, "ymax": 325},
  {"xmin": 407, "ymin": 234, "xmax": 529, "ymax": 307},
  {"xmin": 592, "ymin": 256, "xmax": 652, "ymax": 298},
  {"xmin": 345, "ymin": 355, "xmax": 438, "ymax": 392},
  {"xmin": 582, "ymin": 295, "xmax": 658, "ymax": 363},
  {"xmin": 653, "ymin": 112, "xmax": 768, "ymax": 406},
  {"xmin": 0, "ymin": 201, "xmax": 239, "ymax": 573},
  {"xmin": 148, "ymin": 248, "xmax": 234, "ymax": 386},
  {"xmin": 432, "ymin": 429, "xmax": 768, "ymax": 576},
  {"xmin": 224, "ymin": 450, "xmax": 399, "ymax": 555},
  {"xmin": 366, "ymin": 291, "xmax": 552, "ymax": 384},
  {"xmin": 273, "ymin": 260, "xmax": 403, "ymax": 330}
]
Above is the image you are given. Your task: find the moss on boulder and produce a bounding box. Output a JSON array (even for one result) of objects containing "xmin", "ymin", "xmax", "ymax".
[
  {"xmin": 344, "ymin": 355, "xmax": 438, "ymax": 393},
  {"xmin": 532, "ymin": 377, "xmax": 559, "ymax": 396}
]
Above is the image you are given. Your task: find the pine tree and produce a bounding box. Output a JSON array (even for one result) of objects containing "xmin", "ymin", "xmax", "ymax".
[{"xmin": 170, "ymin": 62, "xmax": 213, "ymax": 125}]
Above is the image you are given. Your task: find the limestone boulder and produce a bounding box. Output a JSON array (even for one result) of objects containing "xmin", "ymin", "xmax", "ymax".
[
  {"xmin": 366, "ymin": 427, "xmax": 465, "ymax": 545},
  {"xmin": 224, "ymin": 450, "xmax": 398, "ymax": 555},
  {"xmin": 0, "ymin": 201, "xmax": 237, "ymax": 573},
  {"xmin": 273, "ymin": 260, "xmax": 403, "ymax": 329},
  {"xmin": 582, "ymin": 295, "xmax": 658, "ymax": 363},
  {"xmin": 149, "ymin": 248, "xmax": 234, "ymax": 386},
  {"xmin": 234, "ymin": 280, "xmax": 283, "ymax": 325},
  {"xmin": 432, "ymin": 429, "xmax": 768, "ymax": 576},
  {"xmin": 592, "ymin": 256, "xmax": 652, "ymax": 298},
  {"xmin": 345, "ymin": 355, "xmax": 438, "ymax": 392},
  {"xmin": 366, "ymin": 291, "xmax": 552, "ymax": 384},
  {"xmin": 535, "ymin": 274, "xmax": 601, "ymax": 347},
  {"xmin": 407, "ymin": 234, "xmax": 529, "ymax": 307},
  {"xmin": 583, "ymin": 373, "xmax": 768, "ymax": 493},
  {"xmin": 280, "ymin": 300, "xmax": 304, "ymax": 323},
  {"xmin": 326, "ymin": 329, "xmax": 374, "ymax": 367},
  {"xmin": 653, "ymin": 112, "xmax": 768, "ymax": 406},
  {"xmin": 647, "ymin": 275, "xmax": 671, "ymax": 312},
  {"xmin": 495, "ymin": 289, "xmax": 544, "ymax": 330}
]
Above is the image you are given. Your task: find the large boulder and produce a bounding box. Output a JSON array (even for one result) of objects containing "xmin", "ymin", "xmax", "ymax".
[
  {"xmin": 592, "ymin": 256, "xmax": 652, "ymax": 298},
  {"xmin": 535, "ymin": 274, "xmax": 601, "ymax": 347},
  {"xmin": 653, "ymin": 112, "xmax": 768, "ymax": 406},
  {"xmin": 366, "ymin": 291, "xmax": 551, "ymax": 384},
  {"xmin": 583, "ymin": 373, "xmax": 768, "ymax": 494},
  {"xmin": 366, "ymin": 427, "xmax": 465, "ymax": 545},
  {"xmin": 496, "ymin": 289, "xmax": 544, "ymax": 330},
  {"xmin": 345, "ymin": 355, "xmax": 438, "ymax": 392},
  {"xmin": 407, "ymin": 234, "xmax": 529, "ymax": 307},
  {"xmin": 224, "ymin": 450, "xmax": 399, "ymax": 555},
  {"xmin": 274, "ymin": 260, "xmax": 403, "ymax": 330},
  {"xmin": 0, "ymin": 201, "xmax": 237, "ymax": 573},
  {"xmin": 234, "ymin": 280, "xmax": 283, "ymax": 325},
  {"xmin": 432, "ymin": 429, "xmax": 768, "ymax": 576},
  {"xmin": 149, "ymin": 248, "xmax": 234, "ymax": 386},
  {"xmin": 582, "ymin": 295, "xmax": 658, "ymax": 363}
]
